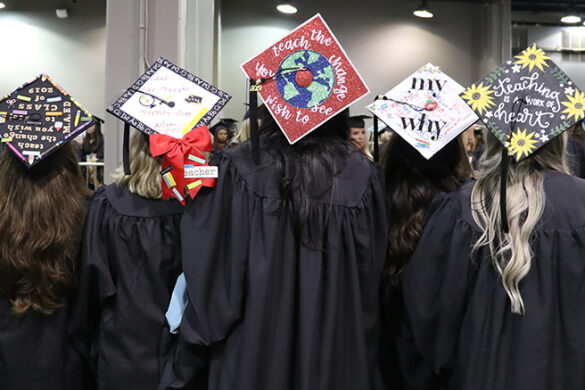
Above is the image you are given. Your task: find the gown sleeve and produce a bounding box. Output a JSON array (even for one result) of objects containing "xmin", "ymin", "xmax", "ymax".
[
  {"xmin": 159, "ymin": 156, "xmax": 249, "ymax": 390},
  {"xmin": 68, "ymin": 188, "xmax": 117, "ymax": 375},
  {"xmin": 397, "ymin": 192, "xmax": 478, "ymax": 389}
]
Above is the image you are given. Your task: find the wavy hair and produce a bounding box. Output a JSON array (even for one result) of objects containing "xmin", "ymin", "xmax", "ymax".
[
  {"xmin": 0, "ymin": 144, "xmax": 91, "ymax": 315},
  {"xmin": 383, "ymin": 134, "xmax": 471, "ymax": 286},
  {"xmin": 112, "ymin": 131, "xmax": 163, "ymax": 199},
  {"xmin": 256, "ymin": 106, "xmax": 354, "ymax": 249},
  {"xmin": 471, "ymin": 131, "xmax": 568, "ymax": 314}
]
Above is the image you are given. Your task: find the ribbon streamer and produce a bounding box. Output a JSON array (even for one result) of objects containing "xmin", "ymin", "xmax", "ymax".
[{"xmin": 149, "ymin": 125, "xmax": 216, "ymax": 205}]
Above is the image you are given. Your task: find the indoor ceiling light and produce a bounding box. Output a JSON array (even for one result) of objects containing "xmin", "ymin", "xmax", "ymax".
[
  {"xmin": 562, "ymin": 2, "xmax": 581, "ymax": 24},
  {"xmin": 0, "ymin": 3, "xmax": 6, "ymax": 9},
  {"xmin": 276, "ymin": 2, "xmax": 297, "ymax": 14},
  {"xmin": 413, "ymin": 1, "xmax": 434, "ymax": 19},
  {"xmin": 55, "ymin": 8, "xmax": 69, "ymax": 18},
  {"xmin": 561, "ymin": 14, "xmax": 581, "ymax": 24}
]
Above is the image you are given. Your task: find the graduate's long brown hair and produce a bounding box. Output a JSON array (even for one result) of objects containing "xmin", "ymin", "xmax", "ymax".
[
  {"xmin": 257, "ymin": 106, "xmax": 354, "ymax": 249},
  {"xmin": 383, "ymin": 134, "xmax": 471, "ymax": 286},
  {"xmin": 0, "ymin": 144, "xmax": 91, "ymax": 315}
]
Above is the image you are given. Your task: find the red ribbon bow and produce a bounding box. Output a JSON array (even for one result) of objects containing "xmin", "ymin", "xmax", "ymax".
[{"xmin": 149, "ymin": 125, "xmax": 216, "ymax": 205}]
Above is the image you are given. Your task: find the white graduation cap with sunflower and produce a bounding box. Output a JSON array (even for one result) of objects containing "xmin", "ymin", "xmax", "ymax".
[{"xmin": 460, "ymin": 44, "xmax": 585, "ymax": 161}]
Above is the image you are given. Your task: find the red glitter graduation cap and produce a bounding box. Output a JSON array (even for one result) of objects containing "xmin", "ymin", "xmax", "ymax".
[{"xmin": 241, "ymin": 14, "xmax": 369, "ymax": 144}]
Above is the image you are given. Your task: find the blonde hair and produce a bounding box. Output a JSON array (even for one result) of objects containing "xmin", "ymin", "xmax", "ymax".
[
  {"xmin": 112, "ymin": 131, "xmax": 163, "ymax": 199},
  {"xmin": 471, "ymin": 131, "xmax": 568, "ymax": 314},
  {"xmin": 232, "ymin": 118, "xmax": 251, "ymax": 144}
]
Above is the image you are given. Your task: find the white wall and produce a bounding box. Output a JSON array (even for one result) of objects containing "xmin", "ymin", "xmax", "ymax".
[
  {"xmin": 0, "ymin": 3, "xmax": 106, "ymax": 120},
  {"xmin": 218, "ymin": 0, "xmax": 503, "ymax": 122},
  {"xmin": 525, "ymin": 26, "xmax": 585, "ymax": 91}
]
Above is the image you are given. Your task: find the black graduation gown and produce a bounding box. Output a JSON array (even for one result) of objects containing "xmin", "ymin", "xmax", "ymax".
[
  {"xmin": 70, "ymin": 184, "xmax": 184, "ymax": 390},
  {"xmin": 399, "ymin": 170, "xmax": 585, "ymax": 390},
  {"xmin": 160, "ymin": 143, "xmax": 388, "ymax": 390},
  {"xmin": 0, "ymin": 300, "xmax": 87, "ymax": 390},
  {"xmin": 567, "ymin": 136, "xmax": 585, "ymax": 179}
]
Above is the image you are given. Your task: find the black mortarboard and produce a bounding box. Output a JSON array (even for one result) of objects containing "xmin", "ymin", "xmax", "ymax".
[
  {"xmin": 348, "ymin": 115, "xmax": 371, "ymax": 129},
  {"xmin": 209, "ymin": 119, "xmax": 238, "ymax": 135},
  {"xmin": 0, "ymin": 74, "xmax": 95, "ymax": 167},
  {"xmin": 461, "ymin": 44, "xmax": 584, "ymax": 232},
  {"xmin": 461, "ymin": 44, "xmax": 581, "ymax": 162}
]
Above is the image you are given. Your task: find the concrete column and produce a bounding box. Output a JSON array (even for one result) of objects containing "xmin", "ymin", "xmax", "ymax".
[
  {"xmin": 104, "ymin": 0, "xmax": 216, "ymax": 183},
  {"xmin": 480, "ymin": 0, "xmax": 512, "ymax": 76}
]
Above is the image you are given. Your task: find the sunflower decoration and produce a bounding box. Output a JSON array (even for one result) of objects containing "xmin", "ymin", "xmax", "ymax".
[
  {"xmin": 514, "ymin": 44, "xmax": 551, "ymax": 72},
  {"xmin": 461, "ymin": 82, "xmax": 496, "ymax": 115},
  {"xmin": 561, "ymin": 89, "xmax": 585, "ymax": 121},
  {"xmin": 508, "ymin": 128, "xmax": 539, "ymax": 161}
]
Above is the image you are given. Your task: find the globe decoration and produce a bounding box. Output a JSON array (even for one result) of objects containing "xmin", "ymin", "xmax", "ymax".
[{"xmin": 275, "ymin": 50, "xmax": 335, "ymax": 109}]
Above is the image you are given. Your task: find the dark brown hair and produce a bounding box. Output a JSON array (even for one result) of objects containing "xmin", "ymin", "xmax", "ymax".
[
  {"xmin": 82, "ymin": 121, "xmax": 103, "ymax": 154},
  {"xmin": 257, "ymin": 105, "xmax": 352, "ymax": 249},
  {"xmin": 382, "ymin": 134, "xmax": 471, "ymax": 285},
  {"xmin": 0, "ymin": 144, "xmax": 91, "ymax": 315}
]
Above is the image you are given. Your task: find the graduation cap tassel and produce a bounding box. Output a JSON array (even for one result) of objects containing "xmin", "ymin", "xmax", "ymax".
[
  {"xmin": 373, "ymin": 114, "xmax": 379, "ymax": 162},
  {"xmin": 249, "ymin": 80, "xmax": 260, "ymax": 165},
  {"xmin": 123, "ymin": 122, "xmax": 131, "ymax": 175},
  {"xmin": 500, "ymin": 148, "xmax": 510, "ymax": 234},
  {"xmin": 372, "ymin": 95, "xmax": 387, "ymax": 162}
]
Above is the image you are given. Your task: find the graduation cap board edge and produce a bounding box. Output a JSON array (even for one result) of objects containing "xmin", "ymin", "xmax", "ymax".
[
  {"xmin": 366, "ymin": 63, "xmax": 479, "ymax": 160},
  {"xmin": 0, "ymin": 74, "xmax": 95, "ymax": 168},
  {"xmin": 240, "ymin": 13, "xmax": 370, "ymax": 148},
  {"xmin": 107, "ymin": 57, "xmax": 232, "ymax": 205}
]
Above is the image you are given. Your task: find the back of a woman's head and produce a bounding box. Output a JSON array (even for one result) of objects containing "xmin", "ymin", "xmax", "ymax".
[
  {"xmin": 255, "ymin": 106, "xmax": 354, "ymax": 247},
  {"xmin": 472, "ymin": 131, "xmax": 568, "ymax": 314},
  {"xmin": 113, "ymin": 131, "xmax": 163, "ymax": 199},
  {"xmin": 82, "ymin": 121, "xmax": 103, "ymax": 151},
  {"xmin": 383, "ymin": 135, "xmax": 471, "ymax": 285},
  {"xmin": 0, "ymin": 144, "xmax": 90, "ymax": 315}
]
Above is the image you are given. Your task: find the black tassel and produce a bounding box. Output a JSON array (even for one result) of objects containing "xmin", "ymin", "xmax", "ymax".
[
  {"xmin": 249, "ymin": 81, "xmax": 260, "ymax": 165},
  {"xmin": 500, "ymin": 147, "xmax": 509, "ymax": 233},
  {"xmin": 123, "ymin": 122, "xmax": 131, "ymax": 175},
  {"xmin": 373, "ymin": 114, "xmax": 379, "ymax": 162}
]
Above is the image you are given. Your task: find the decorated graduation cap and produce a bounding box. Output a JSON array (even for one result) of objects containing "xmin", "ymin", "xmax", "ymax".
[
  {"xmin": 241, "ymin": 13, "xmax": 369, "ymax": 162},
  {"xmin": 0, "ymin": 74, "xmax": 95, "ymax": 167},
  {"xmin": 367, "ymin": 63, "xmax": 478, "ymax": 160},
  {"xmin": 349, "ymin": 115, "xmax": 371, "ymax": 128},
  {"xmin": 460, "ymin": 44, "xmax": 584, "ymax": 232},
  {"xmin": 461, "ymin": 44, "xmax": 582, "ymax": 162},
  {"xmin": 107, "ymin": 57, "xmax": 231, "ymax": 204}
]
